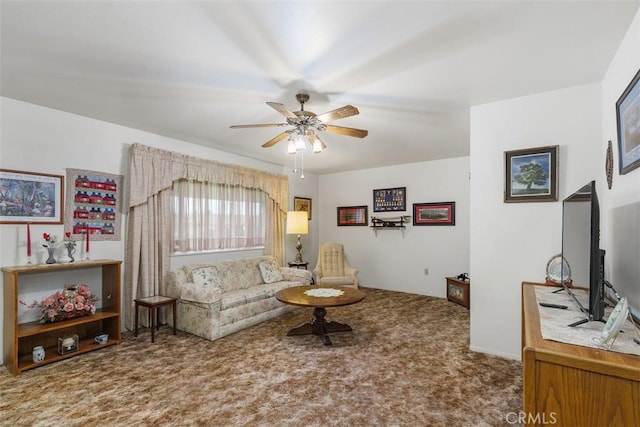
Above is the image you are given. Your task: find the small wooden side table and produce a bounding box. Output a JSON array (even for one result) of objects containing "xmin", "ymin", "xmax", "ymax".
[
  {"xmin": 446, "ymin": 277, "xmax": 470, "ymax": 309},
  {"xmin": 134, "ymin": 295, "xmax": 177, "ymax": 343},
  {"xmin": 288, "ymin": 261, "xmax": 309, "ymax": 270}
]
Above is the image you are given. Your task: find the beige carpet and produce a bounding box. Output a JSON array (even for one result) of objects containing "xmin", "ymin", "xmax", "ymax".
[{"xmin": 0, "ymin": 288, "xmax": 522, "ymax": 426}]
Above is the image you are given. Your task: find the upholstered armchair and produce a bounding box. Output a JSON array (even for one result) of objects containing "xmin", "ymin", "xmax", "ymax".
[{"xmin": 313, "ymin": 242, "xmax": 359, "ymax": 288}]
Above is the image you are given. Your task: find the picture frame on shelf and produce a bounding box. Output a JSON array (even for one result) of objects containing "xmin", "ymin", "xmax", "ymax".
[
  {"xmin": 373, "ymin": 186, "xmax": 406, "ymax": 212},
  {"xmin": 293, "ymin": 196, "xmax": 312, "ymax": 220},
  {"xmin": 616, "ymin": 68, "xmax": 640, "ymax": 175},
  {"xmin": 413, "ymin": 202, "xmax": 455, "ymax": 226},
  {"xmin": 57, "ymin": 334, "xmax": 79, "ymax": 355},
  {"xmin": 0, "ymin": 169, "xmax": 65, "ymax": 224},
  {"xmin": 337, "ymin": 205, "xmax": 368, "ymax": 226},
  {"xmin": 504, "ymin": 145, "xmax": 558, "ymax": 203}
]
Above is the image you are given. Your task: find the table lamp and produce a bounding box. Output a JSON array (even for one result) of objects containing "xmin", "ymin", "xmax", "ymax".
[{"xmin": 286, "ymin": 211, "xmax": 308, "ymax": 263}]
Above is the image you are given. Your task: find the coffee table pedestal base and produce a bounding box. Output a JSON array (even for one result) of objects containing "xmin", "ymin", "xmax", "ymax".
[{"xmin": 287, "ymin": 307, "xmax": 352, "ymax": 346}]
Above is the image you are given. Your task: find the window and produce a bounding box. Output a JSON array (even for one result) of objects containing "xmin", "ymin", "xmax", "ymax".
[{"xmin": 171, "ymin": 179, "xmax": 265, "ymax": 253}]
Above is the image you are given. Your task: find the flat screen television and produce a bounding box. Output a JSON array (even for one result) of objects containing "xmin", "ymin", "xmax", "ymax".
[{"xmin": 561, "ymin": 180, "xmax": 605, "ymax": 325}]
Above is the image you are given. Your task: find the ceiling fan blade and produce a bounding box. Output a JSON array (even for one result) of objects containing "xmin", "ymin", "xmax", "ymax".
[
  {"xmin": 266, "ymin": 102, "xmax": 298, "ymax": 119},
  {"xmin": 262, "ymin": 131, "xmax": 290, "ymax": 148},
  {"xmin": 230, "ymin": 123, "xmax": 287, "ymax": 129},
  {"xmin": 323, "ymin": 124, "xmax": 368, "ymax": 138},
  {"xmin": 315, "ymin": 105, "xmax": 359, "ymax": 123}
]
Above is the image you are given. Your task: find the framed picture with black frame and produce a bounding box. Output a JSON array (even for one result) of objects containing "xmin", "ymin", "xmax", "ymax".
[
  {"xmin": 413, "ymin": 202, "xmax": 456, "ymax": 226},
  {"xmin": 504, "ymin": 145, "xmax": 558, "ymax": 203},
  {"xmin": 337, "ymin": 205, "xmax": 368, "ymax": 226},
  {"xmin": 373, "ymin": 187, "xmax": 406, "ymax": 212},
  {"xmin": 616, "ymin": 68, "xmax": 640, "ymax": 175},
  {"xmin": 293, "ymin": 196, "xmax": 312, "ymax": 220}
]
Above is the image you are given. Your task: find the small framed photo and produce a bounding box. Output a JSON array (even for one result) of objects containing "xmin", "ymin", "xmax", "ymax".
[
  {"xmin": 373, "ymin": 187, "xmax": 406, "ymax": 212},
  {"xmin": 413, "ymin": 202, "xmax": 455, "ymax": 226},
  {"xmin": 504, "ymin": 145, "xmax": 558, "ymax": 203},
  {"xmin": 293, "ymin": 196, "xmax": 312, "ymax": 220},
  {"xmin": 58, "ymin": 334, "xmax": 79, "ymax": 355},
  {"xmin": 616, "ymin": 68, "xmax": 640, "ymax": 175},
  {"xmin": 337, "ymin": 205, "xmax": 368, "ymax": 226},
  {"xmin": 0, "ymin": 169, "xmax": 65, "ymax": 224}
]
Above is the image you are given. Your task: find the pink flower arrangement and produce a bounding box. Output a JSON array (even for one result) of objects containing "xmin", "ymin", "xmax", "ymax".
[
  {"xmin": 42, "ymin": 232, "xmax": 57, "ymax": 248},
  {"xmin": 64, "ymin": 231, "xmax": 76, "ymax": 249},
  {"xmin": 20, "ymin": 284, "xmax": 98, "ymax": 323}
]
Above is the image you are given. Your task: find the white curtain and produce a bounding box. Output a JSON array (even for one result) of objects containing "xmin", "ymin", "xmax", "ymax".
[
  {"xmin": 125, "ymin": 144, "xmax": 288, "ymax": 330},
  {"xmin": 172, "ymin": 180, "xmax": 266, "ymax": 252}
]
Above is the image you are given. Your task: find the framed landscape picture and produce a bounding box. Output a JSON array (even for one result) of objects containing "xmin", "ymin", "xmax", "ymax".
[
  {"xmin": 293, "ymin": 196, "xmax": 312, "ymax": 220},
  {"xmin": 504, "ymin": 145, "xmax": 558, "ymax": 203},
  {"xmin": 413, "ymin": 202, "xmax": 455, "ymax": 226},
  {"xmin": 373, "ymin": 186, "xmax": 406, "ymax": 212},
  {"xmin": 337, "ymin": 205, "xmax": 368, "ymax": 226},
  {"xmin": 616, "ymin": 68, "xmax": 640, "ymax": 175},
  {"xmin": 0, "ymin": 169, "xmax": 64, "ymax": 224}
]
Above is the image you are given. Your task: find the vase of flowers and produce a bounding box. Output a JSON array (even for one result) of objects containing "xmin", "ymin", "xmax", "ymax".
[
  {"xmin": 19, "ymin": 284, "xmax": 99, "ymax": 323},
  {"xmin": 63, "ymin": 232, "xmax": 76, "ymax": 263},
  {"xmin": 42, "ymin": 233, "xmax": 57, "ymax": 264}
]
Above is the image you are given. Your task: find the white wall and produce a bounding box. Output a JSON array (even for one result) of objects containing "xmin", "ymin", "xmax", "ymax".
[
  {"xmin": 0, "ymin": 97, "xmax": 310, "ymax": 365},
  {"xmin": 318, "ymin": 157, "xmax": 470, "ymax": 296},
  {"xmin": 601, "ymin": 8, "xmax": 640, "ymax": 317},
  {"xmin": 469, "ymin": 83, "xmax": 603, "ymax": 359}
]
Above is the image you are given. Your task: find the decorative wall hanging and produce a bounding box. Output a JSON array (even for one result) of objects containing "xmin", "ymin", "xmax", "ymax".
[
  {"xmin": 413, "ymin": 202, "xmax": 456, "ymax": 226},
  {"xmin": 616, "ymin": 68, "xmax": 640, "ymax": 175},
  {"xmin": 64, "ymin": 168, "xmax": 123, "ymax": 241},
  {"xmin": 606, "ymin": 140, "xmax": 614, "ymax": 189},
  {"xmin": 293, "ymin": 196, "xmax": 312, "ymax": 220},
  {"xmin": 337, "ymin": 205, "xmax": 368, "ymax": 226},
  {"xmin": 373, "ymin": 187, "xmax": 406, "ymax": 212},
  {"xmin": 0, "ymin": 169, "xmax": 64, "ymax": 224},
  {"xmin": 504, "ymin": 145, "xmax": 558, "ymax": 203}
]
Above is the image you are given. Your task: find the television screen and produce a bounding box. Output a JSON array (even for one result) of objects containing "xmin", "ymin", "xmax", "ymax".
[{"xmin": 561, "ymin": 181, "xmax": 604, "ymax": 324}]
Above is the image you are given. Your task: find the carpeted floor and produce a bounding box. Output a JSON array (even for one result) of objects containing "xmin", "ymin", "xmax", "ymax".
[{"xmin": 0, "ymin": 288, "xmax": 522, "ymax": 426}]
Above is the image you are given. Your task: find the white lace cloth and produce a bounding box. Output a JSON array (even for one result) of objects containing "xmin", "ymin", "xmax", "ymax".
[
  {"xmin": 304, "ymin": 288, "xmax": 345, "ymax": 298},
  {"xmin": 534, "ymin": 286, "xmax": 640, "ymax": 356}
]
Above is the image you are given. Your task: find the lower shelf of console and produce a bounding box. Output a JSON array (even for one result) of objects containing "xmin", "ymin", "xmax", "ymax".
[{"xmin": 15, "ymin": 310, "xmax": 121, "ymax": 374}]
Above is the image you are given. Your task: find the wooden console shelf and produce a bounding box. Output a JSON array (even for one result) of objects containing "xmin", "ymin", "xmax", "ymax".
[
  {"xmin": 2, "ymin": 259, "xmax": 122, "ymax": 375},
  {"xmin": 521, "ymin": 282, "xmax": 640, "ymax": 426}
]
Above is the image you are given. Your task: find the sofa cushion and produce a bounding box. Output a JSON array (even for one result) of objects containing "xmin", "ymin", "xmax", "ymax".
[
  {"xmin": 191, "ymin": 266, "xmax": 223, "ymax": 288},
  {"xmin": 259, "ymin": 259, "xmax": 284, "ymax": 284},
  {"xmin": 221, "ymin": 280, "xmax": 299, "ymax": 310}
]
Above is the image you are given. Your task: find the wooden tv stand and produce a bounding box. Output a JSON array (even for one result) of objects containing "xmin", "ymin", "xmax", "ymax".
[{"xmin": 521, "ymin": 282, "xmax": 640, "ymax": 426}]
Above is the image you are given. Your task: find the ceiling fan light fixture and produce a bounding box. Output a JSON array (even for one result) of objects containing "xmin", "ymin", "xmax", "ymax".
[
  {"xmin": 287, "ymin": 136, "xmax": 296, "ymax": 154},
  {"xmin": 312, "ymin": 138, "xmax": 323, "ymax": 153}
]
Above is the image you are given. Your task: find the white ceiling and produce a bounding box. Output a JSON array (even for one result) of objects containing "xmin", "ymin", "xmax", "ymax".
[{"xmin": 1, "ymin": 1, "xmax": 638, "ymax": 174}]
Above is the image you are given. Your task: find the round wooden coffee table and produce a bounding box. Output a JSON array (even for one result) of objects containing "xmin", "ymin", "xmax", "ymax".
[{"xmin": 275, "ymin": 285, "xmax": 365, "ymax": 346}]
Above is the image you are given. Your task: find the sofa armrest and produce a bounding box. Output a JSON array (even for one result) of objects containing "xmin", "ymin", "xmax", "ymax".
[
  {"xmin": 281, "ymin": 267, "xmax": 313, "ymax": 285},
  {"xmin": 165, "ymin": 269, "xmax": 222, "ymax": 304}
]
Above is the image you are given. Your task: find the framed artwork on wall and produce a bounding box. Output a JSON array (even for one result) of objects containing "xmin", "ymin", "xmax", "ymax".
[
  {"xmin": 616, "ymin": 68, "xmax": 640, "ymax": 175},
  {"xmin": 0, "ymin": 169, "xmax": 64, "ymax": 224},
  {"xmin": 413, "ymin": 202, "xmax": 455, "ymax": 226},
  {"xmin": 64, "ymin": 168, "xmax": 123, "ymax": 241},
  {"xmin": 373, "ymin": 187, "xmax": 406, "ymax": 212},
  {"xmin": 293, "ymin": 196, "xmax": 312, "ymax": 220},
  {"xmin": 337, "ymin": 205, "xmax": 368, "ymax": 226},
  {"xmin": 504, "ymin": 145, "xmax": 558, "ymax": 203}
]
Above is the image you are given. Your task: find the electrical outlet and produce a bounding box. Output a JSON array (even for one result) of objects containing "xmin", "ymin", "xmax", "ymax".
[{"xmin": 424, "ymin": 268, "xmax": 429, "ymax": 275}]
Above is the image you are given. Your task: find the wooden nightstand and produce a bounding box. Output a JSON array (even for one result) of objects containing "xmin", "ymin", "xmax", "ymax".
[
  {"xmin": 446, "ymin": 277, "xmax": 470, "ymax": 309},
  {"xmin": 287, "ymin": 261, "xmax": 309, "ymax": 270}
]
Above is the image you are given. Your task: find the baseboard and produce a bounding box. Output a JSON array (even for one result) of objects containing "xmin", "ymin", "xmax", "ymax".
[{"xmin": 469, "ymin": 344, "xmax": 521, "ymax": 362}]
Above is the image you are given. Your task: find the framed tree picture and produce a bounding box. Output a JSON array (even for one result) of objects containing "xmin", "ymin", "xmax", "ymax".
[
  {"xmin": 504, "ymin": 145, "xmax": 558, "ymax": 203},
  {"xmin": 0, "ymin": 169, "xmax": 64, "ymax": 224}
]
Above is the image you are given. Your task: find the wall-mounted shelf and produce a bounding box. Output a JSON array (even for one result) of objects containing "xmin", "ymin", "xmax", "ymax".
[{"xmin": 370, "ymin": 215, "xmax": 411, "ymax": 237}]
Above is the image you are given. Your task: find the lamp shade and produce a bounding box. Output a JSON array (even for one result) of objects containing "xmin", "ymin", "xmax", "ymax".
[{"xmin": 286, "ymin": 211, "xmax": 308, "ymax": 234}]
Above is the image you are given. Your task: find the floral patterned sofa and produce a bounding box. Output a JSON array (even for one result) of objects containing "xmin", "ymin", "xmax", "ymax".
[{"xmin": 165, "ymin": 256, "xmax": 312, "ymax": 341}]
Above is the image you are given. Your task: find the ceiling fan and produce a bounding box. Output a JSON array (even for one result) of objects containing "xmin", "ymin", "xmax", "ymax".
[{"xmin": 230, "ymin": 93, "xmax": 368, "ymax": 151}]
